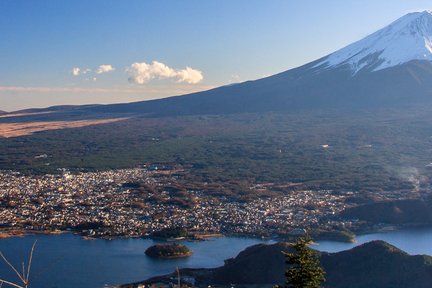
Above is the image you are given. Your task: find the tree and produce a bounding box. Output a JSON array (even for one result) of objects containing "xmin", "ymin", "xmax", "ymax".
[
  {"xmin": 282, "ymin": 237, "xmax": 325, "ymax": 288},
  {"xmin": 0, "ymin": 241, "xmax": 36, "ymax": 288}
]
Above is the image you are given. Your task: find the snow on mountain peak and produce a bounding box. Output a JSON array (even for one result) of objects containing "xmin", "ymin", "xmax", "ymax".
[{"xmin": 315, "ymin": 11, "xmax": 432, "ymax": 73}]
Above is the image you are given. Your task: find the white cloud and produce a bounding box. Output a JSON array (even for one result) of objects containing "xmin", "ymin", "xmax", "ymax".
[
  {"xmin": 176, "ymin": 66, "xmax": 204, "ymax": 84},
  {"xmin": 72, "ymin": 67, "xmax": 91, "ymax": 76},
  {"xmin": 96, "ymin": 64, "xmax": 115, "ymax": 74},
  {"xmin": 127, "ymin": 61, "xmax": 203, "ymax": 84},
  {"xmin": 71, "ymin": 67, "xmax": 81, "ymax": 76}
]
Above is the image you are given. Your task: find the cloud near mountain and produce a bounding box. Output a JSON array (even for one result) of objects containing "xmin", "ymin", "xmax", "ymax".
[
  {"xmin": 71, "ymin": 67, "xmax": 81, "ymax": 76},
  {"xmin": 71, "ymin": 67, "xmax": 91, "ymax": 76},
  {"xmin": 96, "ymin": 64, "xmax": 115, "ymax": 74},
  {"xmin": 127, "ymin": 61, "xmax": 203, "ymax": 84}
]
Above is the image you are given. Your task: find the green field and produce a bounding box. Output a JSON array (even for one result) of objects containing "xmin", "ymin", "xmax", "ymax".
[{"xmin": 1, "ymin": 108, "xmax": 432, "ymax": 194}]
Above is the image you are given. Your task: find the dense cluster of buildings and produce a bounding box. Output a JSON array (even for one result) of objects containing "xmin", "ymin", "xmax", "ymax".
[{"xmin": 0, "ymin": 167, "xmax": 353, "ymax": 238}]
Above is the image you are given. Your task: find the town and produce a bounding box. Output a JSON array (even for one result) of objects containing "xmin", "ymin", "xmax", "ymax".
[{"xmin": 0, "ymin": 166, "xmax": 360, "ymax": 239}]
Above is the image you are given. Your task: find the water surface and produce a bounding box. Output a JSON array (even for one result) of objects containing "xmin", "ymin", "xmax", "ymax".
[
  {"xmin": 0, "ymin": 234, "xmax": 271, "ymax": 288},
  {"xmin": 313, "ymin": 226, "xmax": 432, "ymax": 254},
  {"xmin": 3, "ymin": 227, "xmax": 432, "ymax": 288}
]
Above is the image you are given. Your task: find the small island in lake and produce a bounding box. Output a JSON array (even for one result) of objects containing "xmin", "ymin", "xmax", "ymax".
[{"xmin": 145, "ymin": 243, "xmax": 192, "ymax": 259}]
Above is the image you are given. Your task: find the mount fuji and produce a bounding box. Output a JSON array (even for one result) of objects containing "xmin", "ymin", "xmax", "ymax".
[
  {"xmin": 315, "ymin": 11, "xmax": 432, "ymax": 73},
  {"xmin": 18, "ymin": 11, "xmax": 432, "ymax": 117},
  {"xmin": 4, "ymin": 11, "xmax": 432, "ymax": 189}
]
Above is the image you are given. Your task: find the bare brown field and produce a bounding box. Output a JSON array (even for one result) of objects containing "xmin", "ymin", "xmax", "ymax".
[
  {"xmin": 0, "ymin": 118, "xmax": 128, "ymax": 137},
  {"xmin": 0, "ymin": 111, "xmax": 54, "ymax": 118}
]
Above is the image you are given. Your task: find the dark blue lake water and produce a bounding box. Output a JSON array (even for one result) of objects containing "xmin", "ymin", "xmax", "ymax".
[
  {"xmin": 2, "ymin": 227, "xmax": 432, "ymax": 288},
  {"xmin": 312, "ymin": 226, "xmax": 432, "ymax": 254},
  {"xmin": 0, "ymin": 234, "xmax": 272, "ymax": 288}
]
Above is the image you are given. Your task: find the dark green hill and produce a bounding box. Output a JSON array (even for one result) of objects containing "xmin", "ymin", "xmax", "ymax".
[
  {"xmin": 321, "ymin": 241, "xmax": 432, "ymax": 288},
  {"xmin": 125, "ymin": 241, "xmax": 432, "ymax": 288},
  {"xmin": 213, "ymin": 242, "xmax": 290, "ymax": 284},
  {"xmin": 341, "ymin": 199, "xmax": 432, "ymax": 224},
  {"xmin": 217, "ymin": 241, "xmax": 432, "ymax": 288}
]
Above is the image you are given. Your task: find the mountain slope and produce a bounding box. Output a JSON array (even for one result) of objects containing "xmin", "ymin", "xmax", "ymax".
[
  {"xmin": 6, "ymin": 11, "xmax": 432, "ymax": 120},
  {"xmin": 315, "ymin": 11, "xmax": 432, "ymax": 73},
  {"xmin": 80, "ymin": 11, "xmax": 432, "ymax": 117},
  {"xmin": 83, "ymin": 59, "xmax": 432, "ymax": 117},
  {"xmin": 5, "ymin": 58, "xmax": 432, "ymax": 121}
]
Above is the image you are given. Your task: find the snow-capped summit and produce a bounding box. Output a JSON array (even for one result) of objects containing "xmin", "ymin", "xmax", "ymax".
[
  {"xmin": 315, "ymin": 11, "xmax": 432, "ymax": 73},
  {"xmin": 80, "ymin": 11, "xmax": 432, "ymax": 117}
]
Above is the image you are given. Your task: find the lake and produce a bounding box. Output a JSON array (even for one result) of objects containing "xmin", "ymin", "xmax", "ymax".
[
  {"xmin": 2, "ymin": 227, "xmax": 432, "ymax": 288},
  {"xmin": 312, "ymin": 226, "xmax": 432, "ymax": 254},
  {"xmin": 0, "ymin": 234, "xmax": 272, "ymax": 288}
]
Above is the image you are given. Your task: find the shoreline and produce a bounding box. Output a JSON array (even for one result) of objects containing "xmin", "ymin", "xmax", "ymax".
[
  {"xmin": 0, "ymin": 228, "xmax": 67, "ymax": 239},
  {"xmin": 3, "ymin": 223, "xmax": 432, "ymax": 243},
  {"xmin": 146, "ymin": 251, "xmax": 193, "ymax": 259}
]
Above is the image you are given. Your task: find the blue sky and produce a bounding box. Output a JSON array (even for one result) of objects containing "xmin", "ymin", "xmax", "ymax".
[{"xmin": 1, "ymin": 0, "xmax": 431, "ymax": 111}]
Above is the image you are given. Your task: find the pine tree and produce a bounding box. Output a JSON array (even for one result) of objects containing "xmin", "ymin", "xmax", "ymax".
[{"xmin": 282, "ymin": 237, "xmax": 325, "ymax": 288}]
